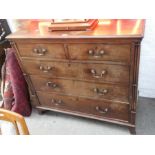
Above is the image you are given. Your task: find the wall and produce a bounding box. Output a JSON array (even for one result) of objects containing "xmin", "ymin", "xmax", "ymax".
[{"xmin": 139, "ymin": 19, "xmax": 155, "ymax": 98}]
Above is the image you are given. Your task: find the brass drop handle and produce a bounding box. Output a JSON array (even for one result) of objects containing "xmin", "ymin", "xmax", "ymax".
[
  {"xmin": 96, "ymin": 106, "xmax": 108, "ymax": 114},
  {"xmin": 33, "ymin": 47, "xmax": 47, "ymax": 56},
  {"xmin": 39, "ymin": 65, "xmax": 52, "ymax": 73},
  {"xmin": 88, "ymin": 49, "xmax": 105, "ymax": 58},
  {"xmin": 93, "ymin": 88, "xmax": 108, "ymax": 95},
  {"xmin": 46, "ymin": 82, "xmax": 58, "ymax": 88},
  {"xmin": 90, "ymin": 69, "xmax": 107, "ymax": 78},
  {"xmin": 51, "ymin": 98, "xmax": 63, "ymax": 106}
]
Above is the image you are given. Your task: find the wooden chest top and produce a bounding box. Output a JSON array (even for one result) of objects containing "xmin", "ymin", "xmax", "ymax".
[{"xmin": 6, "ymin": 19, "xmax": 145, "ymax": 40}]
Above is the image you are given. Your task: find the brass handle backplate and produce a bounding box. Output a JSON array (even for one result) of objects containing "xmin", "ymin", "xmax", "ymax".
[
  {"xmin": 39, "ymin": 65, "xmax": 53, "ymax": 73},
  {"xmin": 33, "ymin": 47, "xmax": 47, "ymax": 56},
  {"xmin": 51, "ymin": 99, "xmax": 63, "ymax": 106},
  {"xmin": 96, "ymin": 106, "xmax": 108, "ymax": 114},
  {"xmin": 46, "ymin": 81, "xmax": 58, "ymax": 88},
  {"xmin": 90, "ymin": 69, "xmax": 107, "ymax": 78},
  {"xmin": 88, "ymin": 48, "xmax": 105, "ymax": 58},
  {"xmin": 93, "ymin": 88, "xmax": 108, "ymax": 95}
]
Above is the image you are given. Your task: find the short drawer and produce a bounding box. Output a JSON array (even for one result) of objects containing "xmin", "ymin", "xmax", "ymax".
[
  {"xmin": 37, "ymin": 92, "xmax": 129, "ymax": 122},
  {"xmin": 16, "ymin": 43, "xmax": 66, "ymax": 59},
  {"xmin": 31, "ymin": 76, "xmax": 129, "ymax": 103},
  {"xmin": 68, "ymin": 43, "xmax": 131, "ymax": 63},
  {"xmin": 22, "ymin": 60, "xmax": 129, "ymax": 84}
]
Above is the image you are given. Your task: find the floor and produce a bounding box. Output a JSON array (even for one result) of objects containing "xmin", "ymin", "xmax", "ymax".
[{"xmin": 24, "ymin": 97, "xmax": 155, "ymax": 135}]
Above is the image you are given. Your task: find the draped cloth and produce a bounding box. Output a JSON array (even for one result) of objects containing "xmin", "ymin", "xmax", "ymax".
[{"xmin": 0, "ymin": 48, "xmax": 31, "ymax": 116}]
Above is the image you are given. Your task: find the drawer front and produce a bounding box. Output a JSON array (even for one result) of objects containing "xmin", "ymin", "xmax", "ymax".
[
  {"xmin": 68, "ymin": 44, "xmax": 131, "ymax": 63},
  {"xmin": 16, "ymin": 43, "xmax": 66, "ymax": 59},
  {"xmin": 22, "ymin": 60, "xmax": 129, "ymax": 84},
  {"xmin": 37, "ymin": 92, "xmax": 129, "ymax": 122},
  {"xmin": 31, "ymin": 76, "xmax": 129, "ymax": 102}
]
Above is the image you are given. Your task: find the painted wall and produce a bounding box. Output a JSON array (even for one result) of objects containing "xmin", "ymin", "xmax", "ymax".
[{"xmin": 139, "ymin": 19, "xmax": 155, "ymax": 98}]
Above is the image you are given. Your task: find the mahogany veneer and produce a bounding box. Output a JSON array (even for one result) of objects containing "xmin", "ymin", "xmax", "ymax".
[{"xmin": 6, "ymin": 19, "xmax": 145, "ymax": 134}]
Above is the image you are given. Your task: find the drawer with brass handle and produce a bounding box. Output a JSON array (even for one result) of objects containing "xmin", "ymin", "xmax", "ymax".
[
  {"xmin": 22, "ymin": 60, "xmax": 129, "ymax": 84},
  {"xmin": 68, "ymin": 44, "xmax": 131, "ymax": 63},
  {"xmin": 31, "ymin": 76, "xmax": 129, "ymax": 102},
  {"xmin": 37, "ymin": 91, "xmax": 129, "ymax": 122},
  {"xmin": 16, "ymin": 43, "xmax": 67, "ymax": 59}
]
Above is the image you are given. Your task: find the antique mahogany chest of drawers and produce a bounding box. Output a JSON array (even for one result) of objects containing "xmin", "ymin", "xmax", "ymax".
[{"xmin": 7, "ymin": 19, "xmax": 145, "ymax": 134}]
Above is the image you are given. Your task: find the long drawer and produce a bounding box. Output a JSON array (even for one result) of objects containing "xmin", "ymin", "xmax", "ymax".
[
  {"xmin": 68, "ymin": 43, "xmax": 131, "ymax": 63},
  {"xmin": 30, "ymin": 76, "xmax": 129, "ymax": 103},
  {"xmin": 16, "ymin": 43, "xmax": 67, "ymax": 59},
  {"xmin": 22, "ymin": 60, "xmax": 130, "ymax": 84},
  {"xmin": 37, "ymin": 92, "xmax": 129, "ymax": 122}
]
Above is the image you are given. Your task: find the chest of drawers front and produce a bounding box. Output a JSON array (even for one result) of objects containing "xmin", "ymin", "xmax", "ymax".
[{"xmin": 10, "ymin": 38, "xmax": 141, "ymax": 134}]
